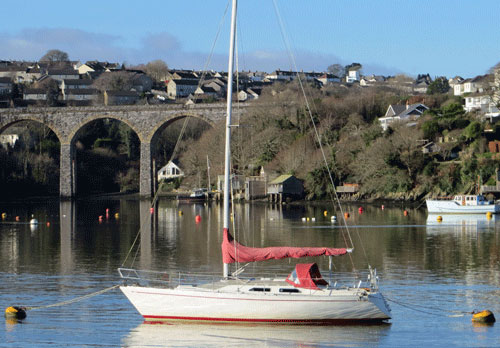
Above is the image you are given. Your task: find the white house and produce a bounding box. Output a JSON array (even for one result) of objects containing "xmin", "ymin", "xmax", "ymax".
[
  {"xmin": 378, "ymin": 103, "xmax": 429, "ymax": 131},
  {"xmin": 464, "ymin": 94, "xmax": 500, "ymax": 119},
  {"xmin": 454, "ymin": 75, "xmax": 490, "ymax": 96},
  {"xmin": 158, "ymin": 161, "xmax": 184, "ymax": 181},
  {"xmin": 346, "ymin": 65, "xmax": 361, "ymax": 83}
]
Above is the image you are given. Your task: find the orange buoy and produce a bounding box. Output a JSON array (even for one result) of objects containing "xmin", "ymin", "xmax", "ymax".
[
  {"xmin": 403, "ymin": 210, "xmax": 408, "ymax": 216},
  {"xmin": 46, "ymin": 222, "xmax": 50, "ymax": 227},
  {"xmin": 98, "ymin": 215, "xmax": 103, "ymax": 223},
  {"xmin": 15, "ymin": 216, "xmax": 20, "ymax": 222},
  {"xmin": 344, "ymin": 212, "xmax": 350, "ymax": 219},
  {"xmin": 195, "ymin": 215, "xmax": 201, "ymax": 223}
]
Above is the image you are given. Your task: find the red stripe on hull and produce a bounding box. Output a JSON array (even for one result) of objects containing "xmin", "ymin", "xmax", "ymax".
[{"xmin": 143, "ymin": 315, "xmax": 390, "ymax": 325}]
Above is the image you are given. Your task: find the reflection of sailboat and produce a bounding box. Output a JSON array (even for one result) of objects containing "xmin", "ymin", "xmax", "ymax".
[
  {"xmin": 122, "ymin": 322, "xmax": 390, "ymax": 348},
  {"xmin": 119, "ymin": 0, "xmax": 390, "ymax": 323}
]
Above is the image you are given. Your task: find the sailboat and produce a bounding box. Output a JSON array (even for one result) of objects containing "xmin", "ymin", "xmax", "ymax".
[{"xmin": 119, "ymin": 0, "xmax": 391, "ymax": 324}]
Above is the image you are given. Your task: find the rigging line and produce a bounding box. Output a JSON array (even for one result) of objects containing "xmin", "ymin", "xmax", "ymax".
[
  {"xmin": 168, "ymin": 0, "xmax": 231, "ymax": 166},
  {"xmin": 271, "ymin": 0, "xmax": 359, "ymax": 262}
]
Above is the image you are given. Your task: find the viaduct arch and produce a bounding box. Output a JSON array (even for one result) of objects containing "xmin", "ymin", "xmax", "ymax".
[{"xmin": 0, "ymin": 104, "xmax": 245, "ymax": 197}]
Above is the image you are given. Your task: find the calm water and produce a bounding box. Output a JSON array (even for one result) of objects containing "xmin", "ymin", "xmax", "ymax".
[{"xmin": 0, "ymin": 198, "xmax": 499, "ymax": 347}]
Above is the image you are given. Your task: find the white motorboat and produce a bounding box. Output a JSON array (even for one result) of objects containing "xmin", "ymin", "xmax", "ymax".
[
  {"xmin": 119, "ymin": 0, "xmax": 391, "ymax": 324},
  {"xmin": 426, "ymin": 194, "xmax": 500, "ymax": 214}
]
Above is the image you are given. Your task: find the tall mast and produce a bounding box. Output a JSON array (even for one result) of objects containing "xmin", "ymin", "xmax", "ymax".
[{"xmin": 223, "ymin": 0, "xmax": 237, "ymax": 278}]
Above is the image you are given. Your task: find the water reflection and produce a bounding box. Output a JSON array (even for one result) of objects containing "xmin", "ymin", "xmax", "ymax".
[
  {"xmin": 123, "ymin": 322, "xmax": 391, "ymax": 348},
  {"xmin": 426, "ymin": 214, "xmax": 497, "ymax": 234}
]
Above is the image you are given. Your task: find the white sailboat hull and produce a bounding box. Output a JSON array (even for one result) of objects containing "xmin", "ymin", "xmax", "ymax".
[{"xmin": 120, "ymin": 283, "xmax": 391, "ymax": 323}]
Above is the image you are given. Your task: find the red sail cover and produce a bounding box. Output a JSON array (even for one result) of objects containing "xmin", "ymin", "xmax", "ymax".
[
  {"xmin": 285, "ymin": 263, "xmax": 328, "ymax": 289},
  {"xmin": 222, "ymin": 228, "xmax": 348, "ymax": 264}
]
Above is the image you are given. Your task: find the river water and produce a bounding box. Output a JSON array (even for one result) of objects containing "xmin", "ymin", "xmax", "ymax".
[{"xmin": 0, "ymin": 198, "xmax": 499, "ymax": 347}]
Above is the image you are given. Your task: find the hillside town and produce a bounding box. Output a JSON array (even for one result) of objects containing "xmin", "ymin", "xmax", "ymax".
[
  {"xmin": 0, "ymin": 54, "xmax": 498, "ymax": 122},
  {"xmin": 1, "ymin": 50, "xmax": 500, "ymax": 202}
]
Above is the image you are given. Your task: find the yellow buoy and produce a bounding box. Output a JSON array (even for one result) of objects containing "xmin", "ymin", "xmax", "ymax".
[
  {"xmin": 323, "ymin": 210, "xmax": 328, "ymax": 217},
  {"xmin": 437, "ymin": 216, "xmax": 442, "ymax": 222},
  {"xmin": 115, "ymin": 213, "xmax": 119, "ymax": 219},
  {"xmin": 472, "ymin": 310, "xmax": 495, "ymax": 323},
  {"xmin": 5, "ymin": 306, "xmax": 27, "ymax": 320},
  {"xmin": 1, "ymin": 212, "xmax": 6, "ymax": 220},
  {"xmin": 486, "ymin": 212, "xmax": 492, "ymax": 219}
]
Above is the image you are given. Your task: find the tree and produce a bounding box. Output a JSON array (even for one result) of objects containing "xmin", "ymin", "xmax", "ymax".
[
  {"xmin": 427, "ymin": 77, "xmax": 450, "ymax": 94},
  {"xmin": 93, "ymin": 71, "xmax": 135, "ymax": 92},
  {"xmin": 40, "ymin": 49, "xmax": 69, "ymax": 64},
  {"xmin": 327, "ymin": 64, "xmax": 344, "ymax": 78},
  {"xmin": 37, "ymin": 78, "xmax": 60, "ymax": 106},
  {"xmin": 145, "ymin": 60, "xmax": 169, "ymax": 82}
]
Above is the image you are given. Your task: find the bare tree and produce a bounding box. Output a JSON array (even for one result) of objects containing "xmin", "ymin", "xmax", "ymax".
[
  {"xmin": 145, "ymin": 60, "xmax": 169, "ymax": 82},
  {"xmin": 40, "ymin": 49, "xmax": 70, "ymax": 64},
  {"xmin": 93, "ymin": 71, "xmax": 135, "ymax": 92}
]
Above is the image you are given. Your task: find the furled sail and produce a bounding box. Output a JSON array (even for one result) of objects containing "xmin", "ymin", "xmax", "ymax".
[{"xmin": 222, "ymin": 228, "xmax": 348, "ymax": 264}]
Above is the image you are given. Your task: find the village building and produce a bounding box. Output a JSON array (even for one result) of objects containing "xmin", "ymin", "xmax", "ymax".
[
  {"xmin": 0, "ymin": 77, "xmax": 13, "ymax": 95},
  {"xmin": 378, "ymin": 103, "xmax": 429, "ymax": 131},
  {"xmin": 157, "ymin": 161, "xmax": 184, "ymax": 181},
  {"xmin": 167, "ymin": 79, "xmax": 199, "ymax": 99},
  {"xmin": 23, "ymin": 88, "xmax": 47, "ymax": 101},
  {"xmin": 267, "ymin": 174, "xmax": 304, "ymax": 203},
  {"xmin": 453, "ymin": 74, "xmax": 490, "ymax": 96},
  {"xmin": 346, "ymin": 65, "xmax": 361, "ymax": 83},
  {"xmin": 103, "ymin": 90, "xmax": 140, "ymax": 105}
]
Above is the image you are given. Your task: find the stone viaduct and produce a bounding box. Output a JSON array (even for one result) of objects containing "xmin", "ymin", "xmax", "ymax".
[{"xmin": 0, "ymin": 103, "xmax": 250, "ymax": 197}]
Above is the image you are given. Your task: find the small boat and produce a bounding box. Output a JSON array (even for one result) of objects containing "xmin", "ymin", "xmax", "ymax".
[
  {"xmin": 426, "ymin": 194, "xmax": 500, "ymax": 214},
  {"xmin": 177, "ymin": 188, "xmax": 208, "ymax": 202}
]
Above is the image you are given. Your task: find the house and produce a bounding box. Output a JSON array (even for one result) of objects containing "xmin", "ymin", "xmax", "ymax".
[
  {"xmin": 23, "ymin": 88, "xmax": 47, "ymax": 101},
  {"xmin": 167, "ymin": 79, "xmax": 199, "ymax": 99},
  {"xmin": 266, "ymin": 70, "xmax": 296, "ymax": 81},
  {"xmin": 454, "ymin": 74, "xmax": 491, "ymax": 96},
  {"xmin": 267, "ymin": 174, "xmax": 304, "ymax": 202},
  {"xmin": 157, "ymin": 161, "xmax": 184, "ymax": 181},
  {"xmin": 346, "ymin": 65, "xmax": 361, "ymax": 83},
  {"xmin": 378, "ymin": 103, "xmax": 429, "ymax": 131},
  {"xmin": 238, "ymin": 87, "xmax": 262, "ymax": 102},
  {"xmin": 46, "ymin": 68, "xmax": 80, "ymax": 82},
  {"xmin": 360, "ymin": 75, "xmax": 385, "ymax": 86},
  {"xmin": 60, "ymin": 79, "xmax": 93, "ymax": 91},
  {"xmin": 413, "ymin": 74, "xmax": 432, "ymax": 94},
  {"xmin": 0, "ymin": 77, "xmax": 12, "ymax": 95},
  {"xmin": 77, "ymin": 61, "xmax": 120, "ymax": 76},
  {"xmin": 0, "ymin": 134, "xmax": 19, "ymax": 148},
  {"xmin": 103, "ymin": 90, "xmax": 140, "ymax": 105},
  {"xmin": 316, "ymin": 73, "xmax": 340, "ymax": 86},
  {"xmin": 464, "ymin": 93, "xmax": 500, "ymax": 119},
  {"xmin": 63, "ymin": 88, "xmax": 98, "ymax": 102},
  {"xmin": 421, "ymin": 141, "xmax": 440, "ymax": 154}
]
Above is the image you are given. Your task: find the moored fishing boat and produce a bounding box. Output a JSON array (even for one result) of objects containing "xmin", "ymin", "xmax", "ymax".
[{"xmin": 426, "ymin": 194, "xmax": 500, "ymax": 214}]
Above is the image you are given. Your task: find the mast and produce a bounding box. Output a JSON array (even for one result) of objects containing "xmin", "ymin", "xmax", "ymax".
[{"xmin": 223, "ymin": 0, "xmax": 238, "ymax": 278}]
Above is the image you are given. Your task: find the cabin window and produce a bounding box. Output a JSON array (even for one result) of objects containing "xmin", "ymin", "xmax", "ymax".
[
  {"xmin": 249, "ymin": 287, "xmax": 270, "ymax": 292},
  {"xmin": 279, "ymin": 288, "xmax": 300, "ymax": 293}
]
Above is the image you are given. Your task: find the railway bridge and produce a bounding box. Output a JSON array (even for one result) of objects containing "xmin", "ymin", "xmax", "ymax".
[{"xmin": 0, "ymin": 103, "xmax": 249, "ymax": 197}]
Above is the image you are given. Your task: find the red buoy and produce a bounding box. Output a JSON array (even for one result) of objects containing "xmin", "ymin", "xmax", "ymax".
[
  {"xmin": 358, "ymin": 207, "xmax": 363, "ymax": 214},
  {"xmin": 150, "ymin": 207, "xmax": 154, "ymax": 214},
  {"xmin": 195, "ymin": 215, "xmax": 202, "ymax": 223},
  {"xmin": 404, "ymin": 210, "xmax": 408, "ymax": 216}
]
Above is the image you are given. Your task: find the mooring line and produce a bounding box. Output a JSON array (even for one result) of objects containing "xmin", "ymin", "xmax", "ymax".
[
  {"xmin": 386, "ymin": 297, "xmax": 472, "ymax": 318},
  {"xmin": 25, "ymin": 284, "xmax": 120, "ymax": 311}
]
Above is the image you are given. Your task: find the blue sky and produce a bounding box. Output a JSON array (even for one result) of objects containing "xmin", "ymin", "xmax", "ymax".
[{"xmin": 1, "ymin": 0, "xmax": 499, "ymax": 78}]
